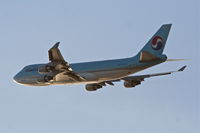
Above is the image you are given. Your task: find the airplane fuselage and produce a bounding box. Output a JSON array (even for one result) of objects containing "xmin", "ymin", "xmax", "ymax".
[{"xmin": 14, "ymin": 55, "xmax": 165, "ymax": 86}]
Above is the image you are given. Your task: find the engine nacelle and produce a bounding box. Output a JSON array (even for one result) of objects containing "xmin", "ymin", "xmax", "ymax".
[
  {"xmin": 38, "ymin": 65, "xmax": 54, "ymax": 74},
  {"xmin": 85, "ymin": 84, "xmax": 102, "ymax": 91},
  {"xmin": 124, "ymin": 80, "xmax": 141, "ymax": 88},
  {"xmin": 37, "ymin": 75, "xmax": 53, "ymax": 83}
]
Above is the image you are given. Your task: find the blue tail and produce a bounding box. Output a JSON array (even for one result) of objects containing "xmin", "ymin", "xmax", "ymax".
[
  {"xmin": 137, "ymin": 24, "xmax": 172, "ymax": 62},
  {"xmin": 139, "ymin": 24, "xmax": 172, "ymax": 55}
]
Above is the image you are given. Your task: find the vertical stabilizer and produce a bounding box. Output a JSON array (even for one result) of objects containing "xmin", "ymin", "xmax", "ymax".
[{"xmin": 138, "ymin": 24, "xmax": 172, "ymax": 57}]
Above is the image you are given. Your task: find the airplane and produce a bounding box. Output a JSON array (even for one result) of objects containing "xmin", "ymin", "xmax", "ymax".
[{"xmin": 13, "ymin": 24, "xmax": 186, "ymax": 91}]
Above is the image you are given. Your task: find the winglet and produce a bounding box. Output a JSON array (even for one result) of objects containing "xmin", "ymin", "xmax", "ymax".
[
  {"xmin": 48, "ymin": 42, "xmax": 65, "ymax": 62},
  {"xmin": 52, "ymin": 42, "xmax": 60, "ymax": 49},
  {"xmin": 178, "ymin": 65, "xmax": 186, "ymax": 71}
]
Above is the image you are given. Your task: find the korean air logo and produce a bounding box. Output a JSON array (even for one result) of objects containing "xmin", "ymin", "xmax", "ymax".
[{"xmin": 151, "ymin": 36, "xmax": 163, "ymax": 50}]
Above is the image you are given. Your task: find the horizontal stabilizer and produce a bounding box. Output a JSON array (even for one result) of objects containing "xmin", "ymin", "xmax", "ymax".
[{"xmin": 167, "ymin": 59, "xmax": 188, "ymax": 61}]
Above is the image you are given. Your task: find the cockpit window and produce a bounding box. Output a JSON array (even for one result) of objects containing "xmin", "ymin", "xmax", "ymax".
[
  {"xmin": 25, "ymin": 68, "xmax": 34, "ymax": 72},
  {"xmin": 24, "ymin": 67, "xmax": 38, "ymax": 72}
]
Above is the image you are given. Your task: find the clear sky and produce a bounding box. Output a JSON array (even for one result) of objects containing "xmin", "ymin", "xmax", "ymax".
[{"xmin": 0, "ymin": 0, "xmax": 199, "ymax": 133}]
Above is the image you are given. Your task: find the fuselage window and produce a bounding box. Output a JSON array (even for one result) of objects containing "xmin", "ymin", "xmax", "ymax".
[{"xmin": 25, "ymin": 67, "xmax": 37, "ymax": 72}]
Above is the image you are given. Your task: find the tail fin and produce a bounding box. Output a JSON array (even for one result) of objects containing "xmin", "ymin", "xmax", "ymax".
[
  {"xmin": 139, "ymin": 24, "xmax": 172, "ymax": 55},
  {"xmin": 137, "ymin": 24, "xmax": 172, "ymax": 62}
]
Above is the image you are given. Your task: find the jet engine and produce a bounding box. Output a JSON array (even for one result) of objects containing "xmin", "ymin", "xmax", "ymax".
[
  {"xmin": 37, "ymin": 75, "xmax": 53, "ymax": 83},
  {"xmin": 124, "ymin": 80, "xmax": 141, "ymax": 88},
  {"xmin": 85, "ymin": 84, "xmax": 102, "ymax": 91},
  {"xmin": 38, "ymin": 65, "xmax": 54, "ymax": 74}
]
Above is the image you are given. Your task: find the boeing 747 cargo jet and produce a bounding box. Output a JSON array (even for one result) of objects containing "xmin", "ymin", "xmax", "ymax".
[{"xmin": 13, "ymin": 24, "xmax": 186, "ymax": 91}]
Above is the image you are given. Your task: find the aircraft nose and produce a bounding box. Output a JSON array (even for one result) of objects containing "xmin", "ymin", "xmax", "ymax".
[{"xmin": 13, "ymin": 73, "xmax": 20, "ymax": 83}]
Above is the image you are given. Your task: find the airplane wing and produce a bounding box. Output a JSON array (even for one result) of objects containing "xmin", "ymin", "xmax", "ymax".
[
  {"xmin": 47, "ymin": 42, "xmax": 85, "ymax": 81},
  {"xmin": 122, "ymin": 65, "xmax": 186, "ymax": 81},
  {"xmin": 120, "ymin": 65, "xmax": 186, "ymax": 87},
  {"xmin": 48, "ymin": 42, "xmax": 66, "ymax": 62},
  {"xmin": 86, "ymin": 66, "xmax": 186, "ymax": 91}
]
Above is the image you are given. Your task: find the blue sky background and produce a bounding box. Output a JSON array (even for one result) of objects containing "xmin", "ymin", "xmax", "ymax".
[{"xmin": 0, "ymin": 0, "xmax": 199, "ymax": 133}]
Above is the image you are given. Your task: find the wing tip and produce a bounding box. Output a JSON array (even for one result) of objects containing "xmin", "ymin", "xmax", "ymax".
[
  {"xmin": 178, "ymin": 65, "xmax": 187, "ymax": 71},
  {"xmin": 52, "ymin": 42, "xmax": 60, "ymax": 49}
]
